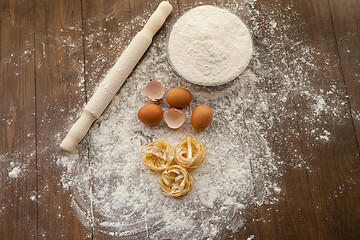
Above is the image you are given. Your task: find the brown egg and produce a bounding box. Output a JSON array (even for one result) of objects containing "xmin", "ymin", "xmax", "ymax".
[
  {"xmin": 138, "ymin": 104, "xmax": 163, "ymax": 125},
  {"xmin": 166, "ymin": 88, "xmax": 192, "ymax": 108},
  {"xmin": 191, "ymin": 105, "xmax": 213, "ymax": 131}
]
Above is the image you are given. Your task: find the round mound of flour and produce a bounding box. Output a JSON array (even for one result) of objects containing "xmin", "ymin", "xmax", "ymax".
[{"xmin": 167, "ymin": 5, "xmax": 253, "ymax": 86}]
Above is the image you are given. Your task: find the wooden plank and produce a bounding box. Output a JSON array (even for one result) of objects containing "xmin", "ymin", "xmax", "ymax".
[
  {"xmin": 81, "ymin": 0, "xmax": 180, "ymax": 238},
  {"xmin": 236, "ymin": 1, "xmax": 320, "ymax": 239},
  {"xmin": 328, "ymin": 0, "xmax": 360, "ymax": 238},
  {"xmin": 34, "ymin": 0, "xmax": 91, "ymax": 238},
  {"xmin": 81, "ymin": 0, "xmax": 132, "ymax": 238},
  {"xmin": 329, "ymin": 0, "xmax": 360, "ymax": 152},
  {"xmin": 0, "ymin": 0, "xmax": 37, "ymax": 239},
  {"xmin": 276, "ymin": 0, "xmax": 360, "ymax": 239},
  {"xmin": 176, "ymin": 1, "xmax": 263, "ymax": 239}
]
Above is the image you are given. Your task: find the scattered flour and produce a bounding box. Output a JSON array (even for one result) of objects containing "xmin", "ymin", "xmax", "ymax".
[
  {"xmin": 9, "ymin": 167, "xmax": 20, "ymax": 179},
  {"xmin": 247, "ymin": 234, "xmax": 255, "ymax": 240},
  {"xmin": 274, "ymin": 186, "xmax": 282, "ymax": 194},
  {"xmin": 353, "ymin": 110, "xmax": 360, "ymax": 121},
  {"xmin": 54, "ymin": 0, "xmax": 351, "ymax": 238}
]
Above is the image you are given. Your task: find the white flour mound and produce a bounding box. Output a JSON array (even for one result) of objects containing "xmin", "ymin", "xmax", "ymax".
[{"xmin": 167, "ymin": 5, "xmax": 253, "ymax": 86}]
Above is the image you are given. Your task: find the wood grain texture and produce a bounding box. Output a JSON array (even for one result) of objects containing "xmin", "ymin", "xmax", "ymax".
[
  {"xmin": 81, "ymin": 0, "xmax": 132, "ymax": 238},
  {"xmin": 329, "ymin": 0, "xmax": 360, "ymax": 152},
  {"xmin": 277, "ymin": 0, "xmax": 360, "ymax": 239},
  {"xmin": 247, "ymin": 1, "xmax": 320, "ymax": 239},
  {"xmin": 34, "ymin": 0, "xmax": 91, "ymax": 238},
  {"xmin": 0, "ymin": 0, "xmax": 37, "ymax": 239}
]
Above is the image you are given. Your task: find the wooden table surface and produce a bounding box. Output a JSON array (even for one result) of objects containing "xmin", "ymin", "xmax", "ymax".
[{"xmin": 1, "ymin": 0, "xmax": 359, "ymax": 239}]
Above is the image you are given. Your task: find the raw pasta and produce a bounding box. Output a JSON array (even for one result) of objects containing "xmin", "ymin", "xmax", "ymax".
[
  {"xmin": 141, "ymin": 140, "xmax": 175, "ymax": 171},
  {"xmin": 158, "ymin": 165, "xmax": 194, "ymax": 197},
  {"xmin": 175, "ymin": 134, "xmax": 206, "ymax": 168},
  {"xmin": 142, "ymin": 135, "xmax": 205, "ymax": 197}
]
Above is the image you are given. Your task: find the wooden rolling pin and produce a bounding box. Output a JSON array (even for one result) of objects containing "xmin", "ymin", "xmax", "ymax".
[{"xmin": 60, "ymin": 1, "xmax": 173, "ymax": 153}]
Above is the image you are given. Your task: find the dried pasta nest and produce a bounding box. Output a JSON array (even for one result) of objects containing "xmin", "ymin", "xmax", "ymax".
[
  {"xmin": 158, "ymin": 165, "xmax": 194, "ymax": 197},
  {"xmin": 141, "ymin": 140, "xmax": 175, "ymax": 171},
  {"xmin": 175, "ymin": 134, "xmax": 206, "ymax": 169},
  {"xmin": 141, "ymin": 135, "xmax": 206, "ymax": 197}
]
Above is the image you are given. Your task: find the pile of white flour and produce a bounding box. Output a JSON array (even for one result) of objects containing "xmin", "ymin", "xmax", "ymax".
[{"xmin": 167, "ymin": 5, "xmax": 253, "ymax": 86}]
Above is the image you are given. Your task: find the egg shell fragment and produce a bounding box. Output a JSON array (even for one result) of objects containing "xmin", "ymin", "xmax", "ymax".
[
  {"xmin": 138, "ymin": 104, "xmax": 163, "ymax": 125},
  {"xmin": 191, "ymin": 105, "xmax": 213, "ymax": 131},
  {"xmin": 166, "ymin": 88, "xmax": 192, "ymax": 108},
  {"xmin": 144, "ymin": 81, "xmax": 165, "ymax": 101},
  {"xmin": 164, "ymin": 108, "xmax": 185, "ymax": 129}
]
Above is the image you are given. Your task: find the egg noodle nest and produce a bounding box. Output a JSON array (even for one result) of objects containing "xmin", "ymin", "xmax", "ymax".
[
  {"xmin": 141, "ymin": 134, "xmax": 206, "ymax": 197},
  {"xmin": 158, "ymin": 165, "xmax": 194, "ymax": 197},
  {"xmin": 141, "ymin": 140, "xmax": 175, "ymax": 171},
  {"xmin": 174, "ymin": 134, "xmax": 206, "ymax": 168}
]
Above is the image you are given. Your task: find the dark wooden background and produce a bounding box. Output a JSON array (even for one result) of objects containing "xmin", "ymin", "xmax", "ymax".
[{"xmin": 1, "ymin": 0, "xmax": 359, "ymax": 239}]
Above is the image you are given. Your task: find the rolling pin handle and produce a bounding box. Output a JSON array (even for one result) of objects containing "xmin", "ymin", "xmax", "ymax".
[
  {"xmin": 60, "ymin": 110, "xmax": 97, "ymax": 153},
  {"xmin": 142, "ymin": 1, "xmax": 173, "ymax": 38}
]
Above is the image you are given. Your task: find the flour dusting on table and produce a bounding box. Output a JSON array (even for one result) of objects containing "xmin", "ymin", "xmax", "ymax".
[
  {"xmin": 49, "ymin": 0, "xmax": 349, "ymax": 239},
  {"xmin": 49, "ymin": 1, "xmax": 352, "ymax": 239}
]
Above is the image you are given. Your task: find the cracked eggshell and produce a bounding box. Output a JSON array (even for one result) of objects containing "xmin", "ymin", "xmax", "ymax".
[
  {"xmin": 164, "ymin": 108, "xmax": 185, "ymax": 129},
  {"xmin": 144, "ymin": 81, "xmax": 165, "ymax": 101}
]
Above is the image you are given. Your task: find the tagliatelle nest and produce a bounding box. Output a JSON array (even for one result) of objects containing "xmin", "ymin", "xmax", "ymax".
[
  {"xmin": 141, "ymin": 135, "xmax": 205, "ymax": 197},
  {"xmin": 141, "ymin": 140, "xmax": 175, "ymax": 171},
  {"xmin": 158, "ymin": 165, "xmax": 194, "ymax": 197},
  {"xmin": 175, "ymin": 134, "xmax": 206, "ymax": 169}
]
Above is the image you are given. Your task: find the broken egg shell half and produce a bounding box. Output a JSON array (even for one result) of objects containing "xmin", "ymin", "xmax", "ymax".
[
  {"xmin": 164, "ymin": 108, "xmax": 185, "ymax": 129},
  {"xmin": 144, "ymin": 81, "xmax": 165, "ymax": 101}
]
